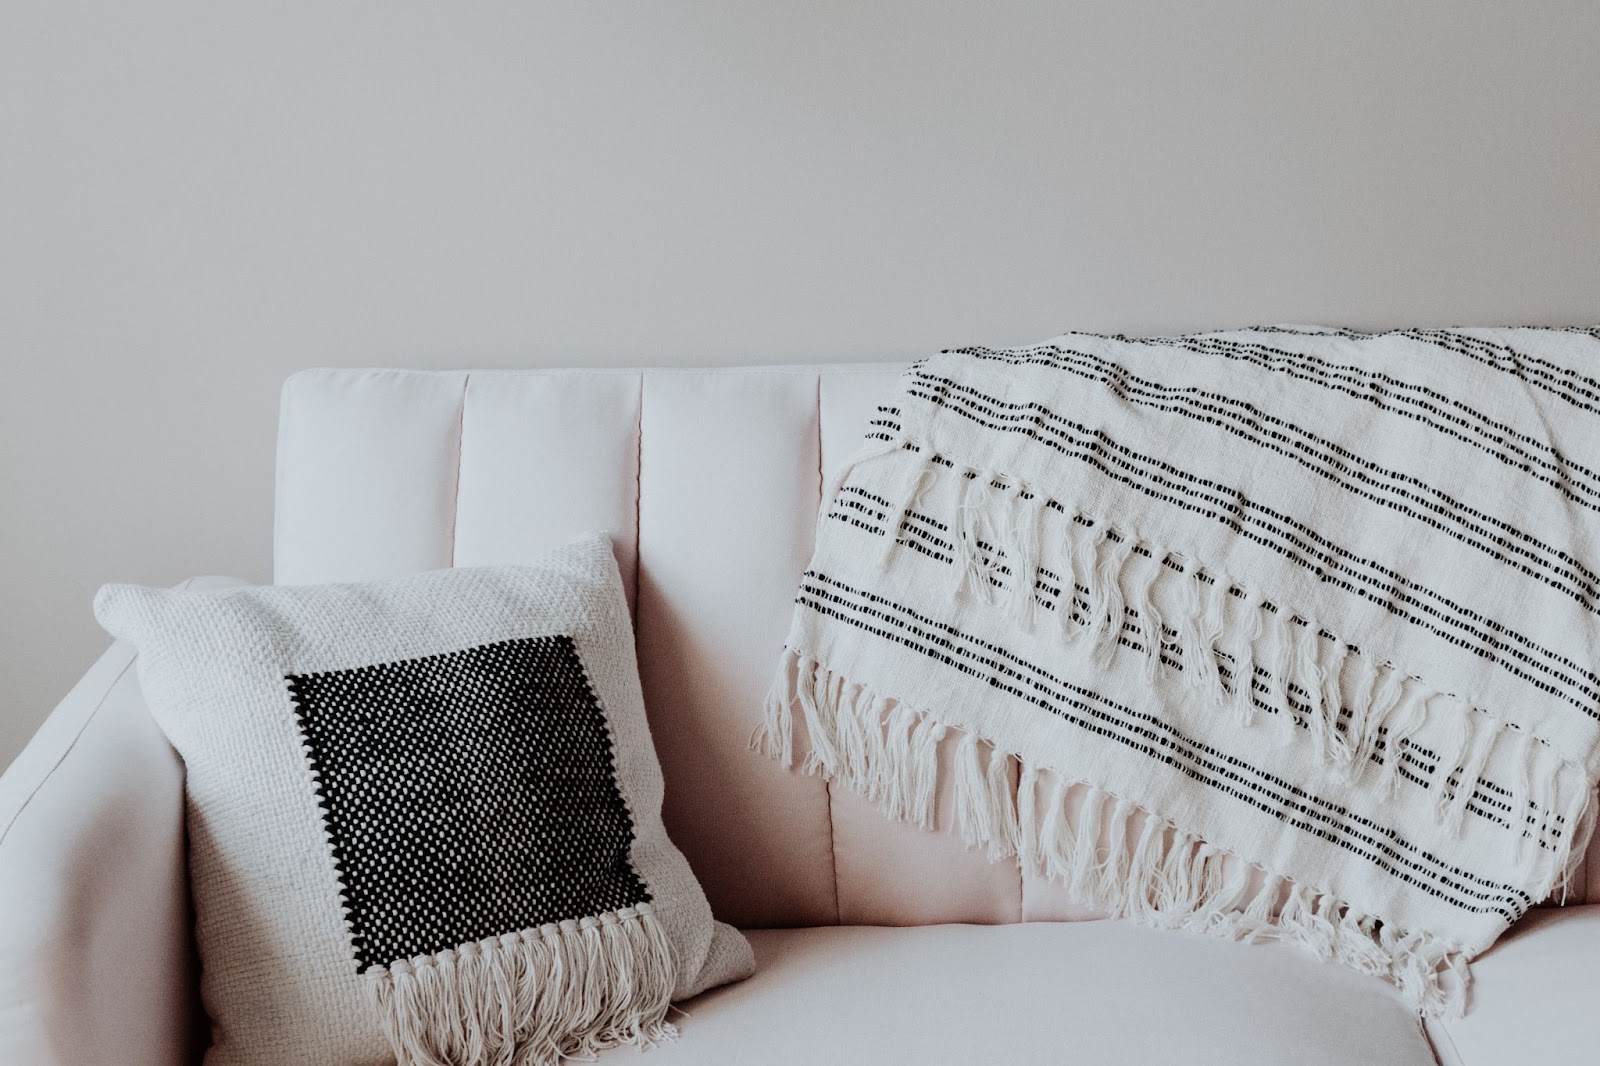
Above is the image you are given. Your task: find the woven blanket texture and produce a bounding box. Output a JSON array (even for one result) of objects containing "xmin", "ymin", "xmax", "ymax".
[{"xmin": 760, "ymin": 326, "xmax": 1600, "ymax": 1017}]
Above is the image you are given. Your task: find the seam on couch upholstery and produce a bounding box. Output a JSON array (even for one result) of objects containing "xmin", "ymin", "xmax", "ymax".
[
  {"xmin": 0, "ymin": 576, "xmax": 196, "ymax": 847},
  {"xmin": 817, "ymin": 373, "xmax": 844, "ymax": 925},
  {"xmin": 1422, "ymin": 1017, "xmax": 1466, "ymax": 1066},
  {"xmin": 0, "ymin": 653, "xmax": 138, "ymax": 848},
  {"xmin": 1577, "ymin": 807, "xmax": 1592, "ymax": 902},
  {"xmin": 447, "ymin": 373, "xmax": 469, "ymax": 566},
  {"xmin": 633, "ymin": 373, "xmax": 643, "ymax": 620},
  {"xmin": 273, "ymin": 376, "xmax": 293, "ymax": 581},
  {"xmin": 1011, "ymin": 784, "xmax": 1026, "ymax": 922}
]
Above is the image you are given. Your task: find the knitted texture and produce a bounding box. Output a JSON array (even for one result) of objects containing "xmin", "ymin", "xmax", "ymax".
[
  {"xmin": 96, "ymin": 533, "xmax": 752, "ymax": 1066},
  {"xmin": 760, "ymin": 327, "xmax": 1600, "ymax": 1017}
]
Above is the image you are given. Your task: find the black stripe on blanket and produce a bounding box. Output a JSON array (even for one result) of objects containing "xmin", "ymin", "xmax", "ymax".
[
  {"xmin": 826, "ymin": 486, "xmax": 1565, "ymax": 849},
  {"xmin": 952, "ymin": 336, "xmax": 1600, "ymax": 506},
  {"xmin": 796, "ymin": 570, "xmax": 1535, "ymax": 922},
  {"xmin": 899, "ymin": 375, "xmax": 1600, "ymax": 718}
]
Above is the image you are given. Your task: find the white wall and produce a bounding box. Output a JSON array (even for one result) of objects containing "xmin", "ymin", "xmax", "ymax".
[{"xmin": 3, "ymin": 2, "xmax": 1598, "ymax": 768}]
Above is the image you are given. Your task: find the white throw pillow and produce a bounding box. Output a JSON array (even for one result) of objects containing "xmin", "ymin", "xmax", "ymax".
[{"xmin": 95, "ymin": 532, "xmax": 753, "ymax": 1066}]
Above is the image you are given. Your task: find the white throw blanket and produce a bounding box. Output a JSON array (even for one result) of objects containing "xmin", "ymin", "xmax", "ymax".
[{"xmin": 759, "ymin": 326, "xmax": 1600, "ymax": 1017}]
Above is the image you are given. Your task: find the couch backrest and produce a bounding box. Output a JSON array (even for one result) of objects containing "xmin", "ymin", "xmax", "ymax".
[{"xmin": 275, "ymin": 368, "xmax": 1597, "ymax": 928}]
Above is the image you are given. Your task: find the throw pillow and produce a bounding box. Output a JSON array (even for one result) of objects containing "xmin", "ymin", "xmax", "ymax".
[{"xmin": 96, "ymin": 532, "xmax": 753, "ymax": 1066}]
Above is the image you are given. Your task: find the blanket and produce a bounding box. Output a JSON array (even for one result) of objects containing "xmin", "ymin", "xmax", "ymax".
[{"xmin": 759, "ymin": 326, "xmax": 1600, "ymax": 1016}]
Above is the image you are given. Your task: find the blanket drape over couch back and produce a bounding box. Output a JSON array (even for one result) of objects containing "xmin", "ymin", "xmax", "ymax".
[{"xmin": 760, "ymin": 326, "xmax": 1600, "ymax": 1017}]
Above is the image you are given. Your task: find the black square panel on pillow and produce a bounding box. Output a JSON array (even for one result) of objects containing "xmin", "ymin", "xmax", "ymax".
[{"xmin": 285, "ymin": 635, "xmax": 650, "ymax": 971}]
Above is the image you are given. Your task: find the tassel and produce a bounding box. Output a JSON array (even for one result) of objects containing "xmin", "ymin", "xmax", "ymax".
[
  {"xmin": 819, "ymin": 431, "xmax": 906, "ymax": 517},
  {"xmin": 1262, "ymin": 607, "xmax": 1298, "ymax": 742},
  {"xmin": 1091, "ymin": 533, "xmax": 1137, "ymax": 666},
  {"xmin": 1171, "ymin": 555, "xmax": 1201, "ymax": 686},
  {"xmin": 1338, "ymin": 911, "xmax": 1395, "ymax": 978},
  {"xmin": 1291, "ymin": 617, "xmax": 1328, "ymax": 760},
  {"xmin": 1244, "ymin": 873, "xmax": 1283, "ymax": 927},
  {"xmin": 1098, "ymin": 796, "xmax": 1136, "ymax": 895},
  {"xmin": 795, "ymin": 657, "xmax": 838, "ymax": 777},
  {"xmin": 1281, "ymin": 884, "xmax": 1336, "ymax": 960},
  {"xmin": 1053, "ymin": 516, "xmax": 1085, "ymax": 641},
  {"xmin": 1153, "ymin": 832, "xmax": 1197, "ymax": 922},
  {"xmin": 1188, "ymin": 567, "xmax": 1229, "ymax": 698},
  {"xmin": 1228, "ymin": 587, "xmax": 1265, "ymax": 726},
  {"xmin": 947, "ymin": 468, "xmax": 976, "ymax": 599},
  {"xmin": 1132, "ymin": 547, "xmax": 1166, "ymax": 681},
  {"xmin": 1528, "ymin": 740, "xmax": 1558, "ymax": 876},
  {"xmin": 1071, "ymin": 787, "xmax": 1108, "ymax": 894},
  {"xmin": 366, "ymin": 906, "xmax": 676, "ymax": 1066},
  {"xmin": 1376, "ymin": 679, "xmax": 1429, "ymax": 799},
  {"xmin": 1037, "ymin": 776, "xmax": 1074, "ymax": 885},
  {"xmin": 1188, "ymin": 844, "xmax": 1224, "ymax": 918},
  {"xmin": 908, "ymin": 717, "xmax": 946, "ymax": 830},
  {"xmin": 952, "ymin": 732, "xmax": 989, "ymax": 851},
  {"xmin": 877, "ymin": 448, "xmax": 932, "ymax": 567},
  {"xmin": 879, "ymin": 703, "xmax": 920, "ymax": 821},
  {"xmin": 1200, "ymin": 854, "xmax": 1254, "ymax": 936},
  {"xmin": 1339, "ymin": 651, "xmax": 1378, "ymax": 776},
  {"xmin": 1173, "ymin": 837, "xmax": 1211, "ymax": 919},
  {"xmin": 1503, "ymin": 727, "xmax": 1535, "ymax": 865},
  {"xmin": 1017, "ymin": 766, "xmax": 1042, "ymax": 877},
  {"xmin": 1070, "ymin": 520, "xmax": 1103, "ymax": 642},
  {"xmin": 960, "ymin": 472, "xmax": 1003, "ymax": 604},
  {"xmin": 1121, "ymin": 812, "xmax": 1167, "ymax": 923},
  {"xmin": 832, "ymin": 683, "xmax": 871, "ymax": 786},
  {"xmin": 755, "ymin": 650, "xmax": 797, "ymax": 768},
  {"xmin": 1320, "ymin": 637, "xmax": 1354, "ymax": 767},
  {"xmin": 1442, "ymin": 714, "xmax": 1499, "ymax": 838},
  {"xmin": 1427, "ymin": 698, "xmax": 1471, "ymax": 824},
  {"xmin": 985, "ymin": 746, "xmax": 1021, "ymax": 859},
  {"xmin": 1557, "ymin": 774, "xmax": 1599, "ymax": 904},
  {"xmin": 1005, "ymin": 488, "xmax": 1045, "ymax": 625},
  {"xmin": 1353, "ymin": 663, "xmax": 1404, "ymax": 779}
]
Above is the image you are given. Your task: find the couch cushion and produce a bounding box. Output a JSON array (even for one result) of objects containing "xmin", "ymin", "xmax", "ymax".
[
  {"xmin": 623, "ymin": 922, "xmax": 1436, "ymax": 1065},
  {"xmin": 1425, "ymin": 905, "xmax": 1600, "ymax": 1066}
]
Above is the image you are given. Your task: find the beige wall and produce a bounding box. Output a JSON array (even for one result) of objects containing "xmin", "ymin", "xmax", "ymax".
[{"xmin": 3, "ymin": 2, "xmax": 1598, "ymax": 767}]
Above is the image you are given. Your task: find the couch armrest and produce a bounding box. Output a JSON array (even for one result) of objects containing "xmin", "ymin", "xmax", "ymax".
[{"xmin": 0, "ymin": 576, "xmax": 245, "ymax": 1066}]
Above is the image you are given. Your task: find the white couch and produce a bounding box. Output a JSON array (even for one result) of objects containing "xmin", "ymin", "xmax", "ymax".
[{"xmin": 2, "ymin": 367, "xmax": 1596, "ymax": 1065}]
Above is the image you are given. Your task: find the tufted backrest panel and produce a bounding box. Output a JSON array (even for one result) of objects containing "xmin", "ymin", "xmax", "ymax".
[{"xmin": 274, "ymin": 367, "xmax": 1595, "ymax": 925}]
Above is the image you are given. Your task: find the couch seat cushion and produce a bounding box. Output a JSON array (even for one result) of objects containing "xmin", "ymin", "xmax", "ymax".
[
  {"xmin": 621, "ymin": 921, "xmax": 1436, "ymax": 1065},
  {"xmin": 1426, "ymin": 905, "xmax": 1600, "ymax": 1066}
]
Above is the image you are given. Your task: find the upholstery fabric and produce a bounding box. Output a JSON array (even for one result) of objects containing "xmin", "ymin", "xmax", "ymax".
[
  {"xmin": 620, "ymin": 922, "xmax": 1439, "ymax": 1066},
  {"xmin": 0, "ymin": 577, "xmax": 241, "ymax": 1066},
  {"xmin": 1424, "ymin": 906, "xmax": 1600, "ymax": 1066},
  {"xmin": 94, "ymin": 535, "xmax": 752, "ymax": 1066}
]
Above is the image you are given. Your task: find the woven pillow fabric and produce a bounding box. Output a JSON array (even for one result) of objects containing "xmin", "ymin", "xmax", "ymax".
[{"xmin": 96, "ymin": 532, "xmax": 753, "ymax": 1066}]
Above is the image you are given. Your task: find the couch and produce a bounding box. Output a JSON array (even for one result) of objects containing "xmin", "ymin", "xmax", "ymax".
[{"xmin": 2, "ymin": 366, "xmax": 1596, "ymax": 1065}]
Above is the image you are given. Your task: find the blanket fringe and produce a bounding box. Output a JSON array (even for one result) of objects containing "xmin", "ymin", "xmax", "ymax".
[
  {"xmin": 856, "ymin": 445, "xmax": 1583, "ymax": 841},
  {"xmin": 757, "ymin": 650, "xmax": 1506, "ymax": 1019},
  {"xmin": 365, "ymin": 904, "xmax": 677, "ymax": 1066}
]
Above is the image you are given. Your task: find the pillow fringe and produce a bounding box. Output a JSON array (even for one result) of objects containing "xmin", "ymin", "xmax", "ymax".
[{"xmin": 365, "ymin": 904, "xmax": 677, "ymax": 1066}]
